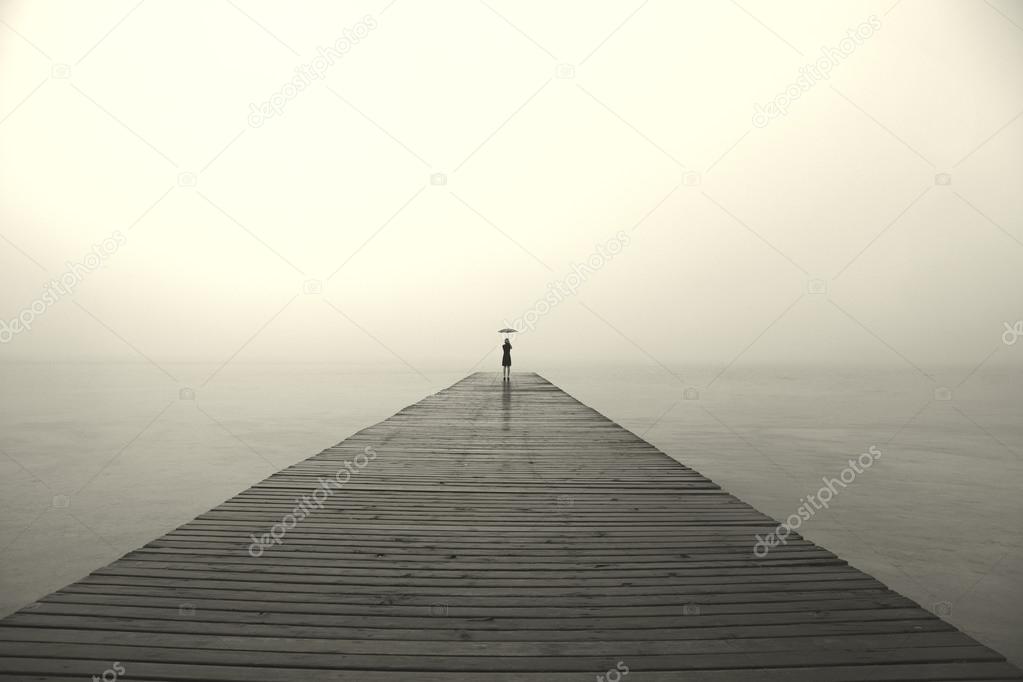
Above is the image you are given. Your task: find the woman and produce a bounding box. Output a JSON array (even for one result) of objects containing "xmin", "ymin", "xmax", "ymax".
[{"xmin": 501, "ymin": 337, "xmax": 512, "ymax": 381}]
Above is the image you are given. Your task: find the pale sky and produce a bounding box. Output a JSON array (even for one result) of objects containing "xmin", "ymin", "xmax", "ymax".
[{"xmin": 1, "ymin": 0, "xmax": 1021, "ymax": 373}]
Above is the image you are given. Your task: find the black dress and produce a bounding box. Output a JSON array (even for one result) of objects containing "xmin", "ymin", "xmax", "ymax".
[{"xmin": 501, "ymin": 342, "xmax": 512, "ymax": 367}]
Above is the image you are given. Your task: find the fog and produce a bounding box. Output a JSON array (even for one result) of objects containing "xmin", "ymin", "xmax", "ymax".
[{"xmin": 2, "ymin": 0, "xmax": 1021, "ymax": 373}]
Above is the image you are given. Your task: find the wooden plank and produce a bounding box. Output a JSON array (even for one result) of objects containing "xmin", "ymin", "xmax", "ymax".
[
  {"xmin": 1, "ymin": 657, "xmax": 1023, "ymax": 681},
  {"xmin": 0, "ymin": 371, "xmax": 1018, "ymax": 680}
]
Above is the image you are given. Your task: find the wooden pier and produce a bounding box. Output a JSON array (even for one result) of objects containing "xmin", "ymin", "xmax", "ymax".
[{"xmin": 0, "ymin": 372, "xmax": 1019, "ymax": 680}]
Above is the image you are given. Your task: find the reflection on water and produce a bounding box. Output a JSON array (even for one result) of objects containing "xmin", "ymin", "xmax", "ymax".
[{"xmin": 501, "ymin": 379, "xmax": 511, "ymax": 431}]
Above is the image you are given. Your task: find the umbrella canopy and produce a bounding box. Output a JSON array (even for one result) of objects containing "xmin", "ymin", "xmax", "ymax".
[{"xmin": 498, "ymin": 328, "xmax": 518, "ymax": 333}]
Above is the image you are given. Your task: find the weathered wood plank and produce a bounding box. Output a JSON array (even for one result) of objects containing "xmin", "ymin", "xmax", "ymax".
[{"xmin": 0, "ymin": 372, "xmax": 1018, "ymax": 680}]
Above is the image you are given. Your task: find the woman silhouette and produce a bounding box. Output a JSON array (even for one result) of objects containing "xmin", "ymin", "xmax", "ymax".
[{"xmin": 501, "ymin": 337, "xmax": 512, "ymax": 381}]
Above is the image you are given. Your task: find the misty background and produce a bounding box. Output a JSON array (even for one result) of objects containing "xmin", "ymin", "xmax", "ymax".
[
  {"xmin": 1, "ymin": 0, "xmax": 1022, "ymax": 667},
  {"xmin": 0, "ymin": 0, "xmax": 1020, "ymax": 370}
]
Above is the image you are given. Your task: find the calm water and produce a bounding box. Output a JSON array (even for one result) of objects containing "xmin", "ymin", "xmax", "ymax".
[{"xmin": 1, "ymin": 361, "xmax": 1020, "ymax": 666}]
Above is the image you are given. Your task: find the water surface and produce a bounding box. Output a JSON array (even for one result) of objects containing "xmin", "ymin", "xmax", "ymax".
[{"xmin": 1, "ymin": 361, "xmax": 1019, "ymax": 666}]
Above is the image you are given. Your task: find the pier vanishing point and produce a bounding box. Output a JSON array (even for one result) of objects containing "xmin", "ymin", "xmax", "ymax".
[{"xmin": 0, "ymin": 372, "xmax": 1020, "ymax": 681}]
